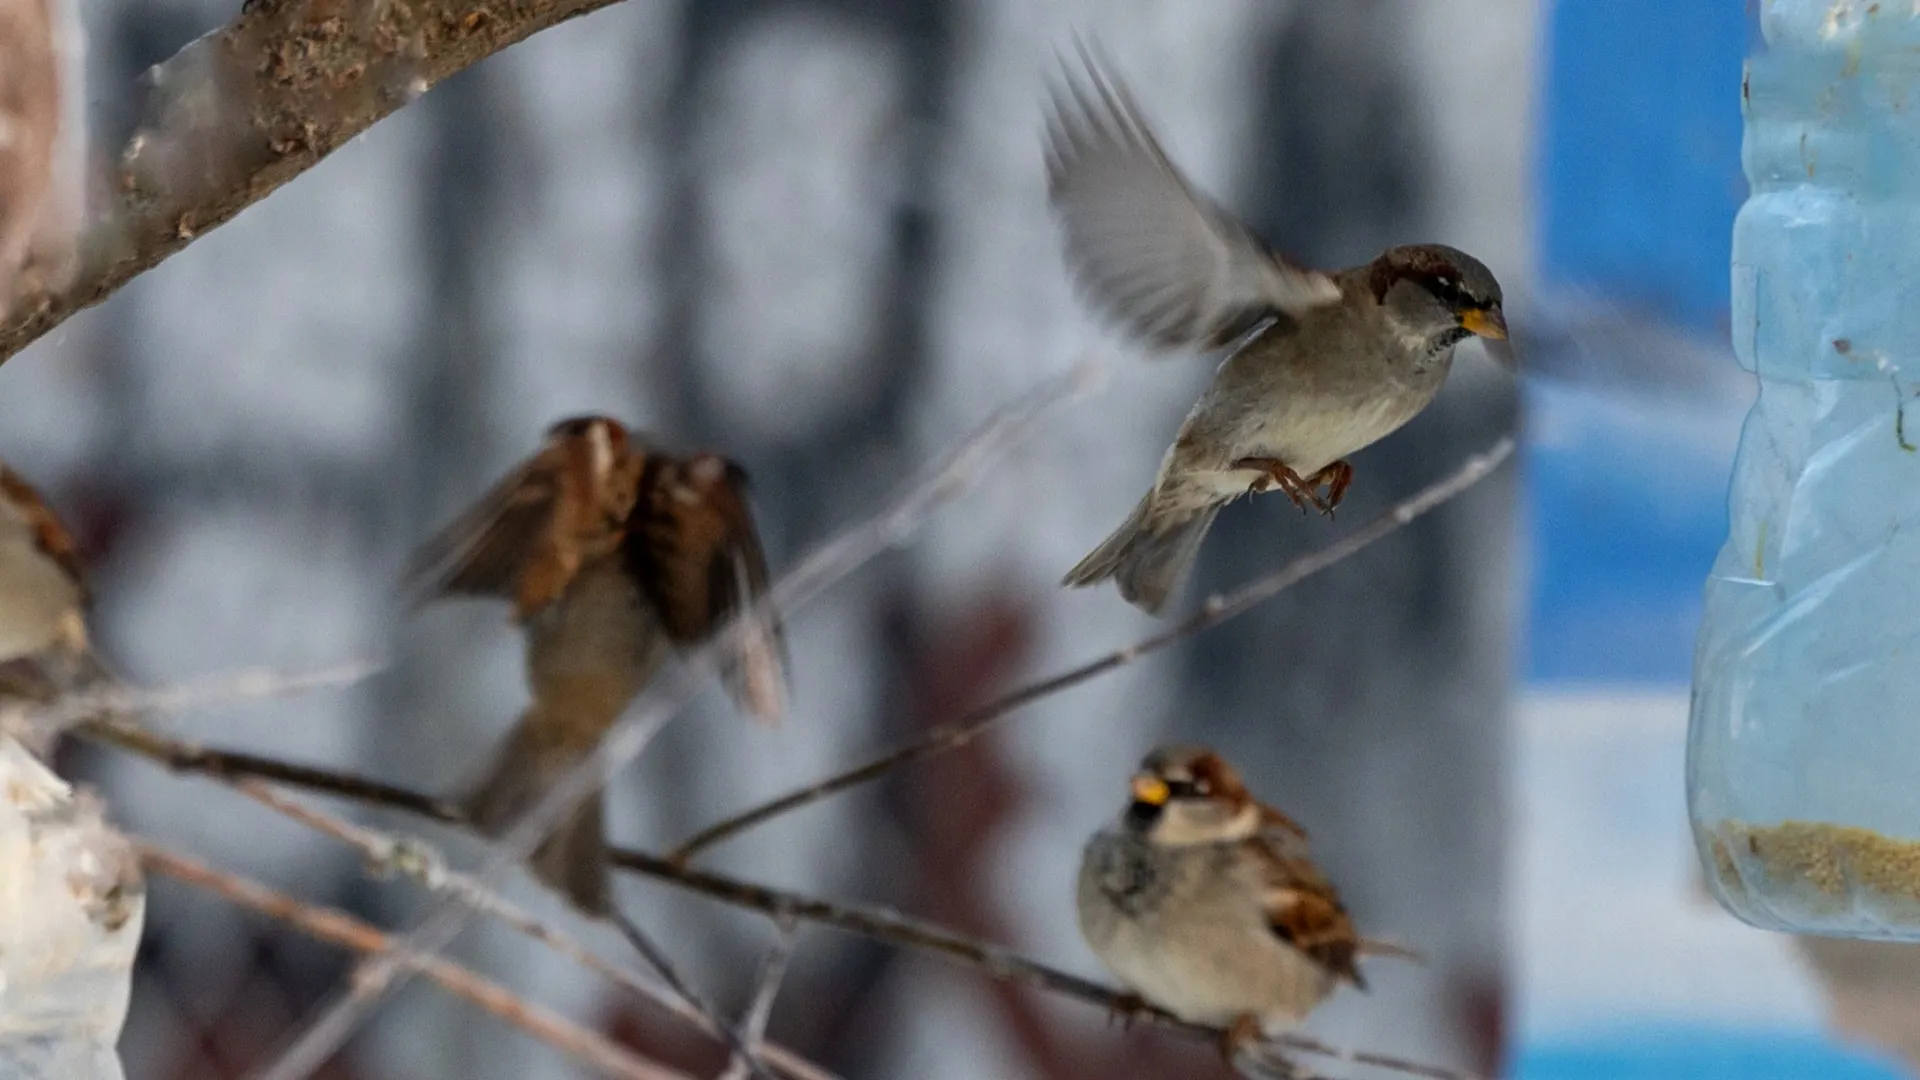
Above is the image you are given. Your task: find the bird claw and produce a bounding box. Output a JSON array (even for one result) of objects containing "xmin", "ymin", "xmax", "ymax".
[
  {"xmin": 1308, "ymin": 460, "xmax": 1353, "ymax": 518},
  {"xmin": 1235, "ymin": 457, "xmax": 1349, "ymax": 517},
  {"xmin": 1219, "ymin": 1013, "xmax": 1265, "ymax": 1065},
  {"xmin": 1106, "ymin": 990, "xmax": 1153, "ymax": 1030}
]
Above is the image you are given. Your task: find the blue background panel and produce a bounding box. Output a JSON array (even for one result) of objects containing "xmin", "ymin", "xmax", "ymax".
[{"xmin": 1539, "ymin": 1, "xmax": 1752, "ymax": 329}]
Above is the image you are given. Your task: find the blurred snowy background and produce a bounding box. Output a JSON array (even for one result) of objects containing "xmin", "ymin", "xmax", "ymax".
[{"xmin": 0, "ymin": 0, "xmax": 1910, "ymax": 1077}]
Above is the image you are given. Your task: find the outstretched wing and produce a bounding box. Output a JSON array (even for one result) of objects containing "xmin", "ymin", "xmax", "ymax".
[
  {"xmin": 628, "ymin": 454, "xmax": 788, "ymax": 724},
  {"xmin": 405, "ymin": 455, "xmax": 566, "ymax": 618},
  {"xmin": 1045, "ymin": 40, "xmax": 1340, "ymax": 352},
  {"xmin": 406, "ymin": 420, "xmax": 644, "ymax": 622}
]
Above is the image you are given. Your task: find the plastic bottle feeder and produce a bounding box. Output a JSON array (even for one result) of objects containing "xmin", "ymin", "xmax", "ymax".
[{"xmin": 1691, "ymin": 0, "xmax": 1920, "ymax": 939}]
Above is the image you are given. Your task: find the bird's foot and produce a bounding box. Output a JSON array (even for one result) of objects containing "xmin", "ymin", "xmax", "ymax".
[
  {"xmin": 1219, "ymin": 1013, "xmax": 1265, "ymax": 1065},
  {"xmin": 1304, "ymin": 460, "xmax": 1353, "ymax": 518},
  {"xmin": 1106, "ymin": 990, "xmax": 1153, "ymax": 1030},
  {"xmin": 1234, "ymin": 457, "xmax": 1328, "ymax": 514}
]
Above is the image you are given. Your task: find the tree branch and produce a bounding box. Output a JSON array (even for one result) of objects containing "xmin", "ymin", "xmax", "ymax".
[
  {"xmin": 718, "ymin": 921, "xmax": 799, "ymax": 1080},
  {"xmin": 12, "ymin": 660, "xmax": 386, "ymax": 748},
  {"xmin": 668, "ymin": 436, "xmax": 1516, "ymax": 863},
  {"xmin": 99, "ymin": 742, "xmax": 1477, "ymax": 1080},
  {"xmin": 0, "ymin": 0, "xmax": 633, "ymax": 367},
  {"xmin": 231, "ymin": 779, "xmax": 841, "ymax": 1080},
  {"xmin": 140, "ymin": 842, "xmax": 695, "ymax": 1080}
]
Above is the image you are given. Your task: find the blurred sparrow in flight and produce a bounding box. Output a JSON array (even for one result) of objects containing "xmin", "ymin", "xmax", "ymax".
[
  {"xmin": 1048, "ymin": 49, "xmax": 1508, "ymax": 614},
  {"xmin": 407, "ymin": 415, "xmax": 785, "ymax": 913},
  {"xmin": 1077, "ymin": 745, "xmax": 1368, "ymax": 1060}
]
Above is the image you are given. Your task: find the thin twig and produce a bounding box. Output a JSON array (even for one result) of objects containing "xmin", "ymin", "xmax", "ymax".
[
  {"xmin": 607, "ymin": 905, "xmax": 779, "ymax": 1080},
  {"xmin": 0, "ymin": 0, "xmax": 641, "ymax": 368},
  {"xmin": 719, "ymin": 921, "xmax": 799, "ymax": 1080},
  {"xmin": 254, "ymin": 363, "xmax": 1100, "ymax": 1080},
  {"xmin": 139, "ymin": 843, "xmax": 694, "ymax": 1080},
  {"xmin": 232, "ymin": 780, "xmax": 840, "ymax": 1080},
  {"xmin": 669, "ymin": 437, "xmax": 1516, "ymax": 863},
  {"xmin": 12, "ymin": 660, "xmax": 386, "ymax": 743}
]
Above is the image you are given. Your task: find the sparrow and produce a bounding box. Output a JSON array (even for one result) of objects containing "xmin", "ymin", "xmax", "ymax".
[
  {"xmin": 1076, "ymin": 745, "xmax": 1366, "ymax": 1060},
  {"xmin": 0, "ymin": 465, "xmax": 121, "ymax": 748},
  {"xmin": 1047, "ymin": 49, "xmax": 1509, "ymax": 614},
  {"xmin": 406, "ymin": 415, "xmax": 786, "ymax": 913}
]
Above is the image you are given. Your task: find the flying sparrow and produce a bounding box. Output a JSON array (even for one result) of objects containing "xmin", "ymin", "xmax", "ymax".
[
  {"xmin": 407, "ymin": 415, "xmax": 786, "ymax": 913},
  {"xmin": 1077, "ymin": 744, "xmax": 1367, "ymax": 1060},
  {"xmin": 1047, "ymin": 49, "xmax": 1508, "ymax": 614}
]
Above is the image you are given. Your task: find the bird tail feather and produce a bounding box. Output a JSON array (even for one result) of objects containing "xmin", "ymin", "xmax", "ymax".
[
  {"xmin": 1062, "ymin": 494, "xmax": 1219, "ymax": 616},
  {"xmin": 461, "ymin": 708, "xmax": 609, "ymax": 914}
]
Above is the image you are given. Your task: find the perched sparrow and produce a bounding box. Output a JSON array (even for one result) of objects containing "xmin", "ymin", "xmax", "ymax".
[
  {"xmin": 1077, "ymin": 745, "xmax": 1365, "ymax": 1059},
  {"xmin": 407, "ymin": 416, "xmax": 786, "ymax": 913},
  {"xmin": 0, "ymin": 464, "xmax": 115, "ymax": 753},
  {"xmin": 0, "ymin": 464, "xmax": 88, "ymax": 661},
  {"xmin": 1048, "ymin": 50, "xmax": 1508, "ymax": 614}
]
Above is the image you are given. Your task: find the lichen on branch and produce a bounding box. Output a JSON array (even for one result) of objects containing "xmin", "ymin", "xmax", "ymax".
[{"xmin": 0, "ymin": 0, "xmax": 629, "ymax": 366}]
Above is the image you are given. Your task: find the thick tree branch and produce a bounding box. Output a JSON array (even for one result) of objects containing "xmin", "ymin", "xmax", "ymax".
[
  {"xmin": 0, "ymin": 0, "xmax": 630, "ymax": 366},
  {"xmin": 669, "ymin": 436, "xmax": 1517, "ymax": 863}
]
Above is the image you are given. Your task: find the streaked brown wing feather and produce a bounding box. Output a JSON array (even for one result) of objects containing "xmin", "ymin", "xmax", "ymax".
[
  {"xmin": 629, "ymin": 456, "xmax": 787, "ymax": 723},
  {"xmin": 1250, "ymin": 839, "xmax": 1365, "ymax": 990},
  {"xmin": 405, "ymin": 454, "xmax": 566, "ymax": 618}
]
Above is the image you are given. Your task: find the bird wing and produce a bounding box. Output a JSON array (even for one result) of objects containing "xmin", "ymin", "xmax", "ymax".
[
  {"xmin": 1258, "ymin": 800, "xmax": 1311, "ymax": 842},
  {"xmin": 1045, "ymin": 41, "xmax": 1340, "ymax": 352},
  {"xmin": 0, "ymin": 466, "xmax": 87, "ymax": 607},
  {"xmin": 1249, "ymin": 837, "xmax": 1366, "ymax": 990},
  {"xmin": 405, "ymin": 434, "xmax": 640, "ymax": 622},
  {"xmin": 628, "ymin": 455, "xmax": 788, "ymax": 724}
]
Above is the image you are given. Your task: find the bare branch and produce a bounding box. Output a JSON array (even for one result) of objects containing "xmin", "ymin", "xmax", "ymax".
[
  {"xmin": 0, "ymin": 0, "xmax": 637, "ymax": 367},
  {"xmin": 718, "ymin": 921, "xmax": 799, "ymax": 1080},
  {"xmin": 232, "ymin": 780, "xmax": 842, "ymax": 1080},
  {"xmin": 99, "ymin": 740, "xmax": 1474, "ymax": 1080},
  {"xmin": 13, "ymin": 659, "xmax": 387, "ymax": 744},
  {"xmin": 669, "ymin": 436, "xmax": 1517, "ymax": 863},
  {"xmin": 138, "ymin": 842, "xmax": 695, "ymax": 1080},
  {"xmin": 85, "ymin": 718, "xmax": 455, "ymax": 817},
  {"xmin": 255, "ymin": 364, "xmax": 1099, "ymax": 1080},
  {"xmin": 606, "ymin": 905, "xmax": 778, "ymax": 1080}
]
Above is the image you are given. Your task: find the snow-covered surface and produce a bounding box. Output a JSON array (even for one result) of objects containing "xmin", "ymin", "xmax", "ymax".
[
  {"xmin": 0, "ymin": 738, "xmax": 143, "ymax": 1080},
  {"xmin": 1512, "ymin": 690, "xmax": 1825, "ymax": 1038}
]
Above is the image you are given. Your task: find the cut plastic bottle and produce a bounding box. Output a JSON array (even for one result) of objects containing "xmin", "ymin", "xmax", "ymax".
[{"xmin": 1690, "ymin": 1, "xmax": 1920, "ymax": 939}]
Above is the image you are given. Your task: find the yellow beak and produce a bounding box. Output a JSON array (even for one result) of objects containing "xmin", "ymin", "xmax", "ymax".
[
  {"xmin": 1130, "ymin": 774, "xmax": 1170, "ymax": 806},
  {"xmin": 1459, "ymin": 306, "xmax": 1508, "ymax": 341}
]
